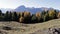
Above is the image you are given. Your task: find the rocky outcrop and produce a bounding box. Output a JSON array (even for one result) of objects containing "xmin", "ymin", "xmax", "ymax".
[
  {"xmin": 48, "ymin": 27, "xmax": 60, "ymax": 34},
  {"xmin": 30, "ymin": 27, "xmax": 60, "ymax": 34}
]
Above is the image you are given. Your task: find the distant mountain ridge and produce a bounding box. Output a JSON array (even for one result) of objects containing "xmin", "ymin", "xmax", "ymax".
[
  {"xmin": 0, "ymin": 5, "xmax": 60, "ymax": 13},
  {"xmin": 15, "ymin": 5, "xmax": 57, "ymax": 14},
  {"xmin": 0, "ymin": 8, "xmax": 14, "ymax": 13}
]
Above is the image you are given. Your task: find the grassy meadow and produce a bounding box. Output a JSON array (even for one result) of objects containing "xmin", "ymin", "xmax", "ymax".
[{"xmin": 0, "ymin": 19, "xmax": 60, "ymax": 34}]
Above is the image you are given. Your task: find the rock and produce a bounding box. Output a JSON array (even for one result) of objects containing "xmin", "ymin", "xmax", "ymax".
[
  {"xmin": 2, "ymin": 26, "xmax": 12, "ymax": 30},
  {"xmin": 48, "ymin": 27, "xmax": 60, "ymax": 34}
]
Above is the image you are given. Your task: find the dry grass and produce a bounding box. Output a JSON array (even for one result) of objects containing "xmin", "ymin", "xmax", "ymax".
[{"xmin": 0, "ymin": 19, "xmax": 60, "ymax": 34}]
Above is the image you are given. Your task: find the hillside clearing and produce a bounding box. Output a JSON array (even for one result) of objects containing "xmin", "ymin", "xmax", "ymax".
[{"xmin": 0, "ymin": 19, "xmax": 60, "ymax": 34}]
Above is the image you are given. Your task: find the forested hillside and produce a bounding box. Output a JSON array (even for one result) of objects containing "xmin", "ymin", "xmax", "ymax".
[{"xmin": 0, "ymin": 9, "xmax": 60, "ymax": 24}]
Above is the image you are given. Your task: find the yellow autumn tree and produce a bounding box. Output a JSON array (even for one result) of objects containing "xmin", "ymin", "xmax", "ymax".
[
  {"xmin": 57, "ymin": 12, "xmax": 60, "ymax": 18},
  {"xmin": 48, "ymin": 9, "xmax": 55, "ymax": 19},
  {"xmin": 36, "ymin": 12, "xmax": 41, "ymax": 17},
  {"xmin": 35, "ymin": 12, "xmax": 41, "ymax": 22},
  {"xmin": 19, "ymin": 17, "xmax": 24, "ymax": 23},
  {"xmin": 24, "ymin": 11, "xmax": 31, "ymax": 17}
]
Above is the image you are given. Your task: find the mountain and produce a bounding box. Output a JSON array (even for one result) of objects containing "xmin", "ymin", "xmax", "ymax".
[
  {"xmin": 15, "ymin": 5, "xmax": 56, "ymax": 14},
  {"xmin": 0, "ymin": 5, "xmax": 59, "ymax": 13},
  {"xmin": 15, "ymin": 5, "xmax": 26, "ymax": 12},
  {"xmin": 0, "ymin": 8, "xmax": 14, "ymax": 13}
]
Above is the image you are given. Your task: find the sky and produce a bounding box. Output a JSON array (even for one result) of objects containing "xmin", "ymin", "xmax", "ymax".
[{"xmin": 0, "ymin": 0, "xmax": 60, "ymax": 10}]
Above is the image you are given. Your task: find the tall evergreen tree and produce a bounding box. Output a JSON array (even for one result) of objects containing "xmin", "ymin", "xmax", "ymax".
[
  {"xmin": 12, "ymin": 12, "xmax": 18, "ymax": 21},
  {"xmin": 31, "ymin": 14, "xmax": 37, "ymax": 23},
  {"xmin": 0, "ymin": 10, "xmax": 2, "ymax": 16},
  {"xmin": 4, "ymin": 11, "xmax": 10, "ymax": 21},
  {"xmin": 0, "ymin": 10, "xmax": 3, "ymax": 21},
  {"xmin": 9, "ymin": 12, "xmax": 12, "ymax": 21}
]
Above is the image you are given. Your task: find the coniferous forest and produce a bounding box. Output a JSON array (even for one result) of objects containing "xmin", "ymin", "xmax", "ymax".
[{"xmin": 0, "ymin": 9, "xmax": 60, "ymax": 24}]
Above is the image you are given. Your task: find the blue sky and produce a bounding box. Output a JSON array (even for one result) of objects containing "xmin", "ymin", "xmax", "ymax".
[{"xmin": 0, "ymin": 0, "xmax": 60, "ymax": 10}]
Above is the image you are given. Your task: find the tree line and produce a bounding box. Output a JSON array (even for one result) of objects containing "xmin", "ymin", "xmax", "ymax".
[
  {"xmin": 0, "ymin": 10, "xmax": 19, "ymax": 21},
  {"xmin": 0, "ymin": 9, "xmax": 60, "ymax": 24}
]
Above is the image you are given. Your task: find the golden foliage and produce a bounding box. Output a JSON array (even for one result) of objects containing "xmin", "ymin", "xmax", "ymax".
[
  {"xmin": 48, "ymin": 10, "xmax": 55, "ymax": 17},
  {"xmin": 35, "ymin": 12, "xmax": 41, "ymax": 18},
  {"xmin": 35, "ymin": 12, "xmax": 41, "ymax": 21},
  {"xmin": 24, "ymin": 11, "xmax": 31, "ymax": 17},
  {"xmin": 57, "ymin": 12, "xmax": 60, "ymax": 18},
  {"xmin": 19, "ymin": 17, "xmax": 24, "ymax": 23}
]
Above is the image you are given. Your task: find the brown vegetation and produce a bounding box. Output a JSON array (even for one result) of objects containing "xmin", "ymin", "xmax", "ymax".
[{"xmin": 19, "ymin": 17, "xmax": 24, "ymax": 23}]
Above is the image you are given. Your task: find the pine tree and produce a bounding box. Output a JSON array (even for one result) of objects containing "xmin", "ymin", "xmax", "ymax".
[
  {"xmin": 4, "ymin": 11, "xmax": 10, "ymax": 21},
  {"xmin": 0, "ymin": 10, "xmax": 2, "ymax": 16},
  {"xmin": 31, "ymin": 14, "xmax": 37, "ymax": 23},
  {"xmin": 12, "ymin": 12, "xmax": 18, "ymax": 21},
  {"xmin": 0, "ymin": 10, "xmax": 3, "ymax": 21},
  {"xmin": 9, "ymin": 12, "xmax": 12, "ymax": 21}
]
